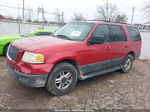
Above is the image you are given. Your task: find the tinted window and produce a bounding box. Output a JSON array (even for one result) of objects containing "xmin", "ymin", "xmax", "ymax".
[
  {"xmin": 110, "ymin": 25, "xmax": 126, "ymax": 42},
  {"xmin": 91, "ymin": 24, "xmax": 110, "ymax": 42},
  {"xmin": 35, "ymin": 32, "xmax": 52, "ymax": 36},
  {"xmin": 126, "ymin": 27, "xmax": 141, "ymax": 41}
]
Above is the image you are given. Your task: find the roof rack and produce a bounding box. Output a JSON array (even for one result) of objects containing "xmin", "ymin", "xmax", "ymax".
[{"xmin": 85, "ymin": 19, "xmax": 130, "ymax": 25}]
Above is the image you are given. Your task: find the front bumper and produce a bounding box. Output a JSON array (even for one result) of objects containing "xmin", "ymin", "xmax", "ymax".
[{"xmin": 7, "ymin": 65, "xmax": 48, "ymax": 87}]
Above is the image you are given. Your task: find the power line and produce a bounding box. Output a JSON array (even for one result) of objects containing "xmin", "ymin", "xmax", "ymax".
[
  {"xmin": 0, "ymin": 4, "xmax": 52, "ymax": 14},
  {"xmin": 0, "ymin": 4, "xmax": 32, "ymax": 11},
  {"xmin": 0, "ymin": 4, "xmax": 64, "ymax": 23},
  {"xmin": 0, "ymin": 1, "xmax": 18, "ymax": 6}
]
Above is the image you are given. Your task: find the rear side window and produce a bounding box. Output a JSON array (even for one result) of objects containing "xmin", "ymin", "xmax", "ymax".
[
  {"xmin": 110, "ymin": 25, "xmax": 126, "ymax": 42},
  {"xmin": 126, "ymin": 27, "xmax": 141, "ymax": 41}
]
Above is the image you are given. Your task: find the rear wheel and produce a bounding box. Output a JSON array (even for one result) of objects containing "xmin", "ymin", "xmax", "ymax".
[
  {"xmin": 3, "ymin": 44, "xmax": 9, "ymax": 56},
  {"xmin": 120, "ymin": 54, "xmax": 133, "ymax": 73},
  {"xmin": 46, "ymin": 62, "xmax": 78, "ymax": 96}
]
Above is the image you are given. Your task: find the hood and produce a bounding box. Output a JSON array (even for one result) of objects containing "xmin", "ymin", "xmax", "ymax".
[
  {"xmin": 0, "ymin": 35, "xmax": 21, "ymax": 40},
  {"xmin": 11, "ymin": 36, "xmax": 78, "ymax": 51}
]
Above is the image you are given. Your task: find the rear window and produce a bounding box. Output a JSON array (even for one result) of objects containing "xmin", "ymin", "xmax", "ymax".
[{"xmin": 126, "ymin": 27, "xmax": 141, "ymax": 41}]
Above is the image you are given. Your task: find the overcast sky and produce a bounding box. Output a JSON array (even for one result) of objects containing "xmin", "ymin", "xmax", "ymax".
[{"xmin": 0, "ymin": 0, "xmax": 149, "ymax": 23}]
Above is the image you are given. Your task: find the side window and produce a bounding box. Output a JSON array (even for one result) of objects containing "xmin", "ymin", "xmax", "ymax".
[
  {"xmin": 126, "ymin": 27, "xmax": 141, "ymax": 41},
  {"xmin": 91, "ymin": 24, "xmax": 110, "ymax": 42},
  {"xmin": 35, "ymin": 32, "xmax": 52, "ymax": 36},
  {"xmin": 110, "ymin": 25, "xmax": 126, "ymax": 42}
]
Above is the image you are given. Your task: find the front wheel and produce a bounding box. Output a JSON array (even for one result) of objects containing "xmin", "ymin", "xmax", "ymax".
[
  {"xmin": 120, "ymin": 55, "xmax": 133, "ymax": 73},
  {"xmin": 46, "ymin": 62, "xmax": 78, "ymax": 96}
]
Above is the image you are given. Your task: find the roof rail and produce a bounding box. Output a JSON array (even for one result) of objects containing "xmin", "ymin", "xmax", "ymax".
[{"xmin": 85, "ymin": 19, "xmax": 130, "ymax": 25}]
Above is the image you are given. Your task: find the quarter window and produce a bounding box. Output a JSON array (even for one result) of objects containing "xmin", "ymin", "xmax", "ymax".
[
  {"xmin": 126, "ymin": 27, "xmax": 141, "ymax": 41},
  {"xmin": 110, "ymin": 25, "xmax": 126, "ymax": 42}
]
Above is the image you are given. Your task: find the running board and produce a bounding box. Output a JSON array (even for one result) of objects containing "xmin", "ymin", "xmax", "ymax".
[{"xmin": 79, "ymin": 65, "xmax": 122, "ymax": 80}]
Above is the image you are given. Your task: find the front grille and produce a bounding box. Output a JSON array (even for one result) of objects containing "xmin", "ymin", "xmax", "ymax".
[{"xmin": 7, "ymin": 45, "xmax": 19, "ymax": 61}]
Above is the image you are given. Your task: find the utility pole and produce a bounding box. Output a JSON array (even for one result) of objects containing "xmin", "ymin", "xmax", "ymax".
[
  {"xmin": 42, "ymin": 2, "xmax": 44, "ymax": 30},
  {"xmin": 18, "ymin": 5, "xmax": 21, "ymax": 35},
  {"xmin": 22, "ymin": 0, "xmax": 24, "ymax": 21},
  {"xmin": 131, "ymin": 7, "xmax": 135, "ymax": 24},
  {"xmin": 61, "ymin": 12, "xmax": 64, "ymax": 26}
]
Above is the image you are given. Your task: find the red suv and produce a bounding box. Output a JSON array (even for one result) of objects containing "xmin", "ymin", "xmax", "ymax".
[{"xmin": 6, "ymin": 21, "xmax": 141, "ymax": 96}]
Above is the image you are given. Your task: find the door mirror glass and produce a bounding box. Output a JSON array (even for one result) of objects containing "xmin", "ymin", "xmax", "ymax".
[{"xmin": 89, "ymin": 35, "xmax": 105, "ymax": 45}]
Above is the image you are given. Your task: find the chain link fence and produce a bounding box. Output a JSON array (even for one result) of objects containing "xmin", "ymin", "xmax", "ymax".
[{"xmin": 0, "ymin": 20, "xmax": 61, "ymax": 35}]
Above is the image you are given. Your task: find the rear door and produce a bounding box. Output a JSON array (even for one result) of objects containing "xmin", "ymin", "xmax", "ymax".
[{"xmin": 108, "ymin": 25, "xmax": 129, "ymax": 66}]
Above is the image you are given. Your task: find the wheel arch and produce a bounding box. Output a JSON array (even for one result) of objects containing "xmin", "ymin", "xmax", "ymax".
[
  {"xmin": 52, "ymin": 59, "xmax": 81, "ymax": 79},
  {"xmin": 127, "ymin": 51, "xmax": 135, "ymax": 59},
  {"xmin": 3, "ymin": 42, "xmax": 10, "ymax": 55}
]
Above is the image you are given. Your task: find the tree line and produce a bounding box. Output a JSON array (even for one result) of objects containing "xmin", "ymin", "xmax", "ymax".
[{"xmin": 0, "ymin": 0, "xmax": 150, "ymax": 24}]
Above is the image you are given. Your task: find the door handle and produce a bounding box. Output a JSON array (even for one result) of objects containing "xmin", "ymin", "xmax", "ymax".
[
  {"xmin": 105, "ymin": 46, "xmax": 110, "ymax": 50},
  {"xmin": 125, "ymin": 45, "xmax": 128, "ymax": 48}
]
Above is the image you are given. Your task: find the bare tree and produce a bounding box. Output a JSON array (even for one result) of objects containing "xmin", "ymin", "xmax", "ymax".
[
  {"xmin": 97, "ymin": 0, "xmax": 120, "ymax": 22},
  {"xmin": 25, "ymin": 7, "xmax": 34, "ymax": 22},
  {"xmin": 144, "ymin": 1, "xmax": 150, "ymax": 21},
  {"xmin": 53, "ymin": 9, "xmax": 61, "ymax": 24},
  {"xmin": 37, "ymin": 6, "xmax": 45, "ymax": 22},
  {"xmin": 72, "ymin": 12, "xmax": 86, "ymax": 21}
]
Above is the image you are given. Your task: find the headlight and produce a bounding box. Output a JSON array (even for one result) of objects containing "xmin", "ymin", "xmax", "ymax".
[{"xmin": 22, "ymin": 51, "xmax": 44, "ymax": 64}]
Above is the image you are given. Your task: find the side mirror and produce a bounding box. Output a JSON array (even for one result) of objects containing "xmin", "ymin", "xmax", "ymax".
[{"xmin": 89, "ymin": 35, "xmax": 105, "ymax": 45}]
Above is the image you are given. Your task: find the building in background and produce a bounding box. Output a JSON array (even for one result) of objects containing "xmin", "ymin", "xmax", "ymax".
[{"xmin": 135, "ymin": 22, "xmax": 150, "ymax": 32}]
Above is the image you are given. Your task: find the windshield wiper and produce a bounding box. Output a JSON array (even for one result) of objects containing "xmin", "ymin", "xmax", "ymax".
[{"xmin": 55, "ymin": 35, "xmax": 72, "ymax": 40}]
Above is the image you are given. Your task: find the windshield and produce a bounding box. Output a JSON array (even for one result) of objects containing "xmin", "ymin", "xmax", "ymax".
[
  {"xmin": 20, "ymin": 31, "xmax": 34, "ymax": 37},
  {"xmin": 54, "ymin": 22, "xmax": 95, "ymax": 41}
]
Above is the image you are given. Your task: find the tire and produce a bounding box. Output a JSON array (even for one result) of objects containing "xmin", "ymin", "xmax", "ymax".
[
  {"xmin": 46, "ymin": 62, "xmax": 78, "ymax": 96},
  {"xmin": 3, "ymin": 44, "xmax": 9, "ymax": 56},
  {"xmin": 120, "ymin": 54, "xmax": 133, "ymax": 73}
]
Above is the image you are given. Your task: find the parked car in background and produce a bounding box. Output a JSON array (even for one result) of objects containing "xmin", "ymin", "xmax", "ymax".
[
  {"xmin": 6, "ymin": 21, "xmax": 141, "ymax": 96},
  {"xmin": 0, "ymin": 30, "xmax": 54, "ymax": 55}
]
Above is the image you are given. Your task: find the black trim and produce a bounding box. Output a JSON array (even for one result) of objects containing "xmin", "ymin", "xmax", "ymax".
[
  {"xmin": 111, "ymin": 58, "xmax": 124, "ymax": 66},
  {"xmin": 80, "ymin": 60, "xmax": 111, "ymax": 75},
  {"xmin": 79, "ymin": 57, "xmax": 124, "ymax": 80},
  {"xmin": 7, "ymin": 65, "xmax": 48, "ymax": 87},
  {"xmin": 79, "ymin": 65, "xmax": 122, "ymax": 80}
]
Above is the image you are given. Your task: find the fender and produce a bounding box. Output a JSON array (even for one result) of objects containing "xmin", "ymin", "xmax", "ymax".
[{"xmin": 45, "ymin": 51, "xmax": 82, "ymax": 66}]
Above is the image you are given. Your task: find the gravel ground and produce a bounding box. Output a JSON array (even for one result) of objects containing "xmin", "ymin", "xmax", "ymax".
[{"xmin": 0, "ymin": 57, "xmax": 150, "ymax": 111}]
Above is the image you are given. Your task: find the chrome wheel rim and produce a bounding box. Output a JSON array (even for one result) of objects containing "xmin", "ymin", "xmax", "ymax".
[
  {"xmin": 55, "ymin": 71, "xmax": 72, "ymax": 90},
  {"xmin": 124, "ymin": 58, "xmax": 132, "ymax": 71}
]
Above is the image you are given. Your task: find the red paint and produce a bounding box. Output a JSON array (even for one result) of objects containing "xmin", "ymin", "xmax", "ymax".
[{"xmin": 6, "ymin": 22, "xmax": 142, "ymax": 75}]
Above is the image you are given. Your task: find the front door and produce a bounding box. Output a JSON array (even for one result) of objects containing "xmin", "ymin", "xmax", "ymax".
[{"xmin": 81, "ymin": 24, "xmax": 112, "ymax": 74}]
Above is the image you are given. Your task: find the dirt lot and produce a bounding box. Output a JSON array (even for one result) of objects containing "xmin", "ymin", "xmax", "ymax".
[{"xmin": 0, "ymin": 56, "xmax": 150, "ymax": 111}]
